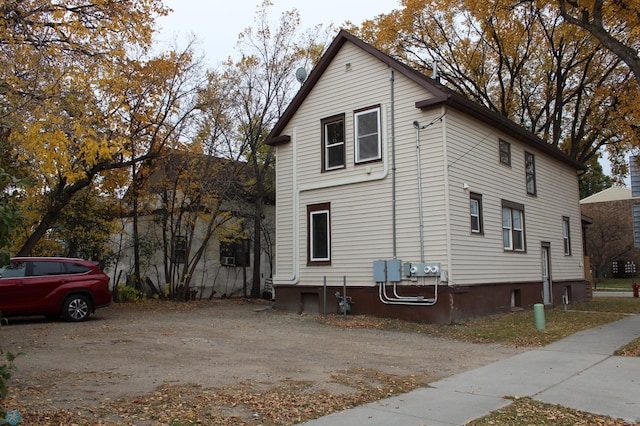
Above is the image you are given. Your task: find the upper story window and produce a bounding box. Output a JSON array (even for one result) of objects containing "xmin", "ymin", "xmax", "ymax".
[
  {"xmin": 502, "ymin": 200, "xmax": 525, "ymax": 252},
  {"xmin": 307, "ymin": 203, "xmax": 331, "ymax": 265},
  {"xmin": 321, "ymin": 114, "xmax": 345, "ymax": 171},
  {"xmin": 525, "ymin": 151, "xmax": 536, "ymax": 195},
  {"xmin": 470, "ymin": 192, "xmax": 483, "ymax": 234},
  {"xmin": 562, "ymin": 216, "xmax": 571, "ymax": 255},
  {"xmin": 354, "ymin": 106, "xmax": 381, "ymax": 163},
  {"xmin": 499, "ymin": 139, "xmax": 511, "ymax": 166}
]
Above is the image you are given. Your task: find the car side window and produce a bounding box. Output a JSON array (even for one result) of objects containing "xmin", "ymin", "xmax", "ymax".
[
  {"xmin": 30, "ymin": 261, "xmax": 65, "ymax": 276},
  {"xmin": 0, "ymin": 262, "xmax": 27, "ymax": 278},
  {"xmin": 64, "ymin": 263, "xmax": 91, "ymax": 274}
]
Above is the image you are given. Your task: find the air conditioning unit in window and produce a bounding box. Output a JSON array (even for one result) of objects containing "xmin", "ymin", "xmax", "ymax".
[{"xmin": 221, "ymin": 256, "xmax": 236, "ymax": 267}]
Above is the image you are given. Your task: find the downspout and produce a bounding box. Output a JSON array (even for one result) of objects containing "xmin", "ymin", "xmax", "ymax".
[
  {"xmin": 390, "ymin": 70, "xmax": 398, "ymax": 259},
  {"xmin": 442, "ymin": 105, "xmax": 452, "ymax": 284},
  {"xmin": 273, "ymin": 110, "xmax": 391, "ymax": 285}
]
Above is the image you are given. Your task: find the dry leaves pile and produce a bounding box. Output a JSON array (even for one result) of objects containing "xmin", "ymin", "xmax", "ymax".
[
  {"xmin": 469, "ymin": 397, "xmax": 636, "ymax": 426},
  {"xmin": 9, "ymin": 368, "xmax": 431, "ymax": 425}
]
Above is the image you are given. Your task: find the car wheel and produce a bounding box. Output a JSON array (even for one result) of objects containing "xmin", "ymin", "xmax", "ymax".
[{"xmin": 62, "ymin": 295, "xmax": 91, "ymax": 322}]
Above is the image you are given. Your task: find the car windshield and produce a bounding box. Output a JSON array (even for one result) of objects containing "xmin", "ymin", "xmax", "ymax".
[{"xmin": 0, "ymin": 262, "xmax": 27, "ymax": 278}]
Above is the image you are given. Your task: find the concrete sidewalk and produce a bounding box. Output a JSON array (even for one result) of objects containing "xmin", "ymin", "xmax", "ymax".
[{"xmin": 300, "ymin": 314, "xmax": 640, "ymax": 426}]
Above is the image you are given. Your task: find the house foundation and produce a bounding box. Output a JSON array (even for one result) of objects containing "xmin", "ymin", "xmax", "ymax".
[{"xmin": 274, "ymin": 280, "xmax": 591, "ymax": 324}]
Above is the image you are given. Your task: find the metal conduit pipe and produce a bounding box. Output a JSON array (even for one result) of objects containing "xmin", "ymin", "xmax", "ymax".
[
  {"xmin": 378, "ymin": 278, "xmax": 439, "ymax": 305},
  {"xmin": 376, "ymin": 113, "xmax": 445, "ymax": 306}
]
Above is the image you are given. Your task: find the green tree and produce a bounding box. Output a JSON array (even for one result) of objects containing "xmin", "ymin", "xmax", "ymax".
[{"xmin": 579, "ymin": 158, "xmax": 613, "ymax": 199}]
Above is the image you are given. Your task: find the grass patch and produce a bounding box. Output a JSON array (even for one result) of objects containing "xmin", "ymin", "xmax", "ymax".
[
  {"xmin": 593, "ymin": 278, "xmax": 637, "ymax": 291},
  {"xmin": 615, "ymin": 338, "xmax": 640, "ymax": 357},
  {"xmin": 468, "ymin": 397, "xmax": 632, "ymax": 425},
  {"xmin": 320, "ymin": 297, "xmax": 638, "ymax": 348}
]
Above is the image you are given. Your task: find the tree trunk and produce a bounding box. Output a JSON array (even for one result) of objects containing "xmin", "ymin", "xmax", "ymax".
[{"xmin": 251, "ymin": 203, "xmax": 262, "ymax": 298}]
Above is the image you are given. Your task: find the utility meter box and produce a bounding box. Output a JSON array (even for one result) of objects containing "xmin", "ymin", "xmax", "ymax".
[{"xmin": 404, "ymin": 262, "xmax": 441, "ymax": 278}]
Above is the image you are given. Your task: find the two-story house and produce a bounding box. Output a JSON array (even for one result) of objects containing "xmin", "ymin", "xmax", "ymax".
[{"xmin": 265, "ymin": 31, "xmax": 587, "ymax": 323}]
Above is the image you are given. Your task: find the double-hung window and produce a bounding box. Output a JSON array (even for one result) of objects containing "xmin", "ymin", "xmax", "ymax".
[
  {"xmin": 470, "ymin": 193, "xmax": 483, "ymax": 234},
  {"xmin": 321, "ymin": 114, "xmax": 345, "ymax": 171},
  {"xmin": 525, "ymin": 151, "xmax": 536, "ymax": 195},
  {"xmin": 354, "ymin": 106, "xmax": 381, "ymax": 163},
  {"xmin": 562, "ymin": 216, "xmax": 571, "ymax": 255},
  {"xmin": 307, "ymin": 203, "xmax": 331, "ymax": 264},
  {"xmin": 499, "ymin": 139, "xmax": 511, "ymax": 166},
  {"xmin": 502, "ymin": 200, "xmax": 525, "ymax": 252}
]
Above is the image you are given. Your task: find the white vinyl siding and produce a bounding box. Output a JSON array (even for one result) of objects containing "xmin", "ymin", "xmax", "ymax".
[{"xmin": 271, "ymin": 40, "xmax": 583, "ymax": 288}]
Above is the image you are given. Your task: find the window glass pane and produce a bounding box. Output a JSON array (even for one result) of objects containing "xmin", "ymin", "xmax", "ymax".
[
  {"xmin": 513, "ymin": 210, "xmax": 523, "ymax": 230},
  {"xmin": 327, "ymin": 144, "xmax": 344, "ymax": 169},
  {"xmin": 30, "ymin": 261, "xmax": 64, "ymax": 276},
  {"xmin": 499, "ymin": 140, "xmax": 511, "ymax": 165},
  {"xmin": 358, "ymin": 135, "xmax": 379, "ymax": 159},
  {"xmin": 64, "ymin": 263, "xmax": 91, "ymax": 274},
  {"xmin": 0, "ymin": 262, "xmax": 26, "ymax": 278},
  {"xmin": 470, "ymin": 199, "xmax": 480, "ymax": 232},
  {"xmin": 526, "ymin": 152, "xmax": 536, "ymax": 194},
  {"xmin": 326, "ymin": 120, "xmax": 344, "ymax": 144},
  {"xmin": 311, "ymin": 211, "xmax": 329, "ymax": 260},
  {"xmin": 356, "ymin": 109, "xmax": 380, "ymax": 162},
  {"xmin": 503, "ymin": 229, "xmax": 511, "ymax": 249},
  {"xmin": 502, "ymin": 207, "xmax": 511, "ymax": 227},
  {"xmin": 513, "ymin": 229, "xmax": 524, "ymax": 250},
  {"xmin": 563, "ymin": 217, "xmax": 571, "ymax": 255},
  {"xmin": 357, "ymin": 111, "xmax": 378, "ymax": 135},
  {"xmin": 323, "ymin": 116, "xmax": 345, "ymax": 171}
]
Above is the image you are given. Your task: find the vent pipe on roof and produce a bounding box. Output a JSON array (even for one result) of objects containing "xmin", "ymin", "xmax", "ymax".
[{"xmin": 432, "ymin": 60, "xmax": 439, "ymax": 82}]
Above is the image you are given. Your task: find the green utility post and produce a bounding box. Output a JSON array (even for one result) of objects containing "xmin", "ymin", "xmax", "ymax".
[{"xmin": 534, "ymin": 303, "xmax": 545, "ymax": 330}]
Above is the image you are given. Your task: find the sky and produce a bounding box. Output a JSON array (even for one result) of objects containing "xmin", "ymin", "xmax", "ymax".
[
  {"xmin": 155, "ymin": 0, "xmax": 401, "ymax": 67},
  {"xmin": 154, "ymin": 1, "xmax": 626, "ymax": 183}
]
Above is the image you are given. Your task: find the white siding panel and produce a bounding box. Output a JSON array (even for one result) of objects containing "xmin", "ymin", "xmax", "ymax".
[
  {"xmin": 273, "ymin": 39, "xmax": 583, "ymax": 289},
  {"xmin": 444, "ymin": 110, "xmax": 583, "ymax": 285}
]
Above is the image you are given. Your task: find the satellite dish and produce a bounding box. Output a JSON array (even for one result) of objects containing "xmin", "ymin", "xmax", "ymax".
[{"xmin": 295, "ymin": 67, "xmax": 307, "ymax": 84}]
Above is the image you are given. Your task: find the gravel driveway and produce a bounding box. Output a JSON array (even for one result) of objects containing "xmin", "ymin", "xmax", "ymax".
[{"xmin": 1, "ymin": 300, "xmax": 523, "ymax": 423}]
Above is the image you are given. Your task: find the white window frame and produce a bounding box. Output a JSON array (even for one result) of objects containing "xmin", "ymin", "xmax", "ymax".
[
  {"xmin": 354, "ymin": 106, "xmax": 381, "ymax": 163},
  {"xmin": 502, "ymin": 201, "xmax": 525, "ymax": 252},
  {"xmin": 322, "ymin": 114, "xmax": 345, "ymax": 171},
  {"xmin": 470, "ymin": 193, "xmax": 483, "ymax": 234},
  {"xmin": 308, "ymin": 203, "xmax": 331, "ymax": 264},
  {"xmin": 563, "ymin": 216, "xmax": 571, "ymax": 255}
]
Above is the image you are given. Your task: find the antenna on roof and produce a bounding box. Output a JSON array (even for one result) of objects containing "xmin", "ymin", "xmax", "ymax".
[{"xmin": 295, "ymin": 67, "xmax": 307, "ymax": 84}]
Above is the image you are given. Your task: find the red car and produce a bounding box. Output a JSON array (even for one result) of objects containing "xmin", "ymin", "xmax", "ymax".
[{"xmin": 0, "ymin": 257, "xmax": 111, "ymax": 322}]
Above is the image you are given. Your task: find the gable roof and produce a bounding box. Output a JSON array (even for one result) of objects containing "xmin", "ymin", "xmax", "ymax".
[
  {"xmin": 580, "ymin": 186, "xmax": 631, "ymax": 203},
  {"xmin": 265, "ymin": 30, "xmax": 584, "ymax": 170}
]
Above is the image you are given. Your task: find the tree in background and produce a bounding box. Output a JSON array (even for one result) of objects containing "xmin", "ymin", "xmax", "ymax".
[
  {"xmin": 556, "ymin": 0, "xmax": 640, "ymax": 86},
  {"xmin": 210, "ymin": 1, "xmax": 332, "ymax": 297},
  {"xmin": 0, "ymin": 1, "xmax": 203, "ymax": 258},
  {"xmin": 582, "ymin": 199, "xmax": 639, "ymax": 281},
  {"xmin": 350, "ymin": 0, "xmax": 639, "ymax": 181}
]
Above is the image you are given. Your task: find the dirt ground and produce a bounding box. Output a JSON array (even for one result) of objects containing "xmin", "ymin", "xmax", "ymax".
[{"xmin": 0, "ymin": 300, "xmax": 524, "ymax": 422}]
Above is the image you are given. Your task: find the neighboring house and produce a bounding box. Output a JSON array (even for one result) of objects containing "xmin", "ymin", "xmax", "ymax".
[
  {"xmin": 265, "ymin": 31, "xmax": 587, "ymax": 323},
  {"xmin": 108, "ymin": 151, "xmax": 275, "ymax": 299},
  {"xmin": 580, "ymin": 186, "xmax": 640, "ymax": 280}
]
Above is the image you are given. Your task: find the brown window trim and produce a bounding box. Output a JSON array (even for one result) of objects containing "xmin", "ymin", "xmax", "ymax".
[
  {"xmin": 307, "ymin": 202, "xmax": 331, "ymax": 265},
  {"xmin": 321, "ymin": 113, "xmax": 346, "ymax": 172}
]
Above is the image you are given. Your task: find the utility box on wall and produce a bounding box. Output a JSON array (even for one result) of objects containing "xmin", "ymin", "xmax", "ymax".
[{"xmin": 373, "ymin": 259, "xmax": 403, "ymax": 282}]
